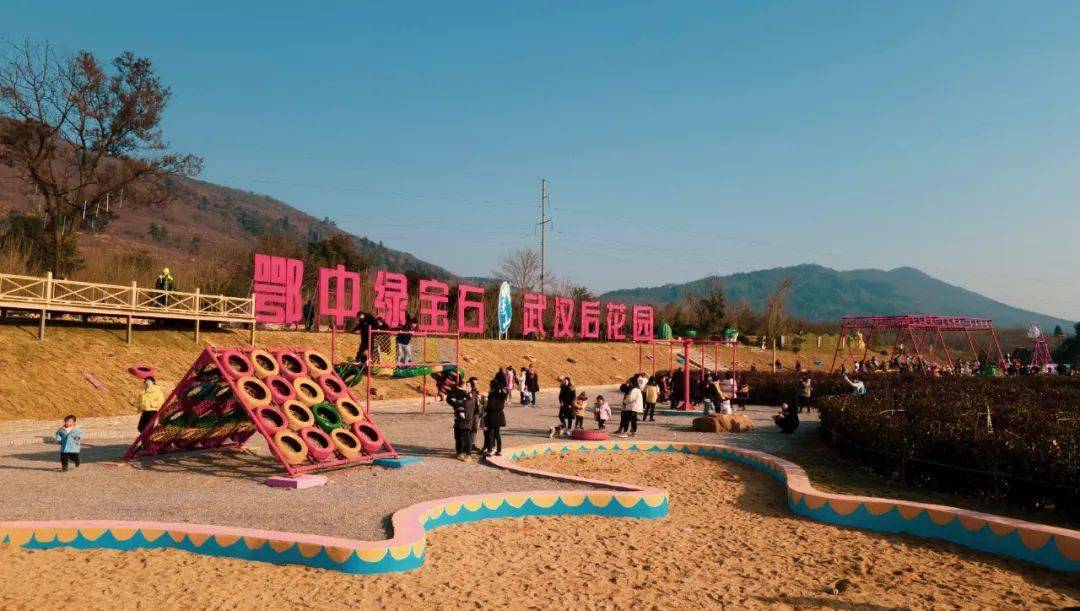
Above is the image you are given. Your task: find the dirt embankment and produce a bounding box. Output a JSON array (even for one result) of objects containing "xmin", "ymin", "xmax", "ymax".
[{"xmin": 0, "ymin": 321, "xmax": 836, "ymax": 421}]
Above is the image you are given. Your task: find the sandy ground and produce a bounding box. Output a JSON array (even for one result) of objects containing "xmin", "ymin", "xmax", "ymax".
[
  {"xmin": 1, "ymin": 451, "xmax": 1075, "ymax": 610},
  {"xmin": 0, "ymin": 321, "xmax": 840, "ymax": 420}
]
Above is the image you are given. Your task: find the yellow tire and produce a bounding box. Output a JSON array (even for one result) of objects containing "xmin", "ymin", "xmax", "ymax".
[
  {"xmin": 303, "ymin": 350, "xmax": 333, "ymax": 378},
  {"xmin": 330, "ymin": 428, "xmax": 362, "ymax": 460},
  {"xmin": 273, "ymin": 430, "xmax": 308, "ymax": 465},
  {"xmin": 292, "ymin": 376, "xmax": 325, "ymax": 407},
  {"xmin": 235, "ymin": 376, "xmax": 271, "ymax": 408},
  {"xmin": 282, "ymin": 400, "xmax": 315, "ymax": 431},
  {"xmin": 335, "ymin": 397, "xmax": 364, "ymax": 425},
  {"xmin": 249, "ymin": 349, "xmax": 280, "ymax": 379}
]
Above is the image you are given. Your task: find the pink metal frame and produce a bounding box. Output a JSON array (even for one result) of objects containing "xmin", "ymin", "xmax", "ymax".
[
  {"xmin": 829, "ymin": 315, "xmax": 1006, "ymax": 372},
  {"xmin": 365, "ymin": 329, "xmax": 461, "ymax": 415},
  {"xmin": 638, "ymin": 339, "xmax": 738, "ymax": 410}
]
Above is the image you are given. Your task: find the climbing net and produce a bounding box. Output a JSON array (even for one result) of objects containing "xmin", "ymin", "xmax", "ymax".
[{"xmin": 366, "ymin": 329, "xmax": 461, "ymax": 414}]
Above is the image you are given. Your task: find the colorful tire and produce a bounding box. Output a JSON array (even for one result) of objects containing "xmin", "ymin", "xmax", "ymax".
[
  {"xmin": 128, "ymin": 364, "xmax": 156, "ymax": 379},
  {"xmin": 235, "ymin": 376, "xmax": 272, "ymax": 408},
  {"xmin": 264, "ymin": 375, "xmax": 296, "ymax": 404},
  {"xmin": 330, "ymin": 428, "xmax": 362, "ymax": 460},
  {"xmin": 317, "ymin": 375, "xmax": 347, "ymax": 402},
  {"xmin": 216, "ymin": 400, "xmax": 245, "ymax": 422},
  {"xmin": 273, "ymin": 430, "xmax": 308, "ymax": 465},
  {"xmin": 275, "ymin": 350, "xmax": 308, "ymax": 381},
  {"xmin": 283, "ymin": 400, "xmax": 315, "ymax": 431},
  {"xmin": 299, "ymin": 427, "xmax": 335, "ymax": 461},
  {"xmin": 572, "ymin": 429, "xmax": 609, "ymax": 441},
  {"xmin": 255, "ymin": 405, "xmax": 287, "ymax": 435},
  {"xmin": 352, "ymin": 422, "xmax": 385, "ymax": 454},
  {"xmin": 311, "ymin": 402, "xmax": 343, "ymax": 432},
  {"xmin": 302, "ymin": 350, "xmax": 333, "ymax": 378},
  {"xmin": 161, "ymin": 410, "xmax": 189, "ymax": 428},
  {"xmin": 249, "ymin": 349, "xmax": 280, "ymax": 379},
  {"xmin": 292, "ymin": 376, "xmax": 325, "ymax": 407},
  {"xmin": 219, "ymin": 349, "xmax": 254, "ymax": 379},
  {"xmin": 335, "ymin": 397, "xmax": 364, "ymax": 425}
]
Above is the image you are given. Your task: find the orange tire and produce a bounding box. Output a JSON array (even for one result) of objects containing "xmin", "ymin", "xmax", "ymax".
[
  {"xmin": 235, "ymin": 376, "xmax": 271, "ymax": 408},
  {"xmin": 292, "ymin": 376, "xmax": 325, "ymax": 407},
  {"xmin": 335, "ymin": 397, "xmax": 364, "ymax": 425},
  {"xmin": 330, "ymin": 428, "xmax": 363, "ymax": 460},
  {"xmin": 302, "ymin": 350, "xmax": 333, "ymax": 378},
  {"xmin": 249, "ymin": 349, "xmax": 280, "ymax": 379},
  {"xmin": 273, "ymin": 430, "xmax": 308, "ymax": 465},
  {"xmin": 282, "ymin": 400, "xmax": 315, "ymax": 431}
]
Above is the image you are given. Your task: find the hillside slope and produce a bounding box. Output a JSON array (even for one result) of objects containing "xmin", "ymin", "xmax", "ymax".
[
  {"xmin": 0, "ymin": 323, "xmax": 839, "ymax": 421},
  {"xmin": 0, "ymin": 162, "xmax": 454, "ymax": 280},
  {"xmin": 601, "ymin": 264, "xmax": 1072, "ymax": 330}
]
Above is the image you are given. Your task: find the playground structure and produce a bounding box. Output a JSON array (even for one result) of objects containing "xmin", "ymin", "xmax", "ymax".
[
  {"xmin": 366, "ymin": 329, "xmax": 461, "ymax": 415},
  {"xmin": 123, "ymin": 346, "xmax": 397, "ymax": 476},
  {"xmin": 830, "ymin": 315, "xmax": 1006, "ymax": 373},
  {"xmin": 1028, "ymin": 322, "xmax": 1056, "ymax": 372},
  {"xmin": 639, "ymin": 339, "xmax": 740, "ymax": 410}
]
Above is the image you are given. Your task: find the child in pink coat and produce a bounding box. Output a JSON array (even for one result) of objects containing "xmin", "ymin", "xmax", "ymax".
[{"xmin": 594, "ymin": 395, "xmax": 612, "ymax": 430}]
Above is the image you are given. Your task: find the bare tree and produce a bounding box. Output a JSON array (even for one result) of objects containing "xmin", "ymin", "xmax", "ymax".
[
  {"xmin": 0, "ymin": 40, "xmax": 202, "ymax": 275},
  {"xmin": 493, "ymin": 248, "xmax": 540, "ymax": 292},
  {"xmin": 763, "ymin": 276, "xmax": 794, "ymax": 342}
]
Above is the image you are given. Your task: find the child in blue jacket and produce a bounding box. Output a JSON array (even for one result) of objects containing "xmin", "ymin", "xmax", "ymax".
[{"xmin": 55, "ymin": 415, "xmax": 83, "ymax": 471}]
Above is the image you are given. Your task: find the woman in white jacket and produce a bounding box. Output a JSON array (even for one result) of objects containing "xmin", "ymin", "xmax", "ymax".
[{"xmin": 617, "ymin": 378, "xmax": 645, "ymax": 438}]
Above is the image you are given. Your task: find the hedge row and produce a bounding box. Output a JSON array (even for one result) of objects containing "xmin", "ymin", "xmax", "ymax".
[{"xmin": 817, "ymin": 374, "xmax": 1080, "ymax": 516}]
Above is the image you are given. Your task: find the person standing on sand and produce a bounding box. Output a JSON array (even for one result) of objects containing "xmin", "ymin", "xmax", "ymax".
[
  {"xmin": 617, "ymin": 378, "xmax": 644, "ymax": 438},
  {"xmin": 525, "ymin": 365, "xmax": 540, "ymax": 407},
  {"xmin": 643, "ymin": 378, "xmax": 659, "ymax": 421},
  {"xmin": 518, "ymin": 367, "xmax": 529, "ymax": 405},
  {"xmin": 550, "ymin": 377, "xmax": 576, "ymax": 437},
  {"xmin": 136, "ymin": 377, "xmax": 165, "ymax": 432},
  {"xmin": 483, "ymin": 375, "xmax": 507, "ymax": 457},
  {"xmin": 447, "ymin": 381, "xmax": 477, "ymax": 459},
  {"xmin": 594, "ymin": 395, "xmax": 611, "ymax": 430},
  {"xmin": 573, "ymin": 391, "xmax": 588, "ymax": 430}
]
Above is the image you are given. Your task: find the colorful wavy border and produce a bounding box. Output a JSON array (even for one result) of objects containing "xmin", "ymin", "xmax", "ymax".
[{"xmin": 1, "ymin": 441, "xmax": 1077, "ymax": 574}]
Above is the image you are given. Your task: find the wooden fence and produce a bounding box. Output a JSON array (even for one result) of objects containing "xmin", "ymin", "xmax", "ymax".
[{"xmin": 0, "ymin": 272, "xmax": 255, "ymax": 344}]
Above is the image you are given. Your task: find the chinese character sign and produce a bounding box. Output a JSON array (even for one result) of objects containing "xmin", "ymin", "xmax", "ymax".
[
  {"xmin": 552, "ymin": 296, "xmax": 575, "ymax": 339},
  {"xmin": 606, "ymin": 303, "xmax": 627, "ymax": 341},
  {"xmin": 374, "ymin": 271, "xmax": 409, "ymax": 328},
  {"xmin": 456, "ymin": 284, "xmax": 485, "ymax": 335},
  {"xmin": 522, "ymin": 292, "xmax": 547, "ymax": 338},
  {"xmin": 253, "ymin": 253, "xmax": 303, "ymax": 324},
  {"xmin": 418, "ymin": 279, "xmax": 450, "ymax": 332},
  {"xmin": 580, "ymin": 301, "xmax": 601, "ymax": 339},
  {"xmin": 317, "ymin": 264, "xmax": 361, "ymax": 328},
  {"xmin": 632, "ymin": 305, "xmax": 655, "ymax": 342}
]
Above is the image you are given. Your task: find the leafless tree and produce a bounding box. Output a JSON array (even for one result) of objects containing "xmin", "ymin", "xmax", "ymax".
[
  {"xmin": 0, "ymin": 40, "xmax": 202, "ymax": 275},
  {"xmin": 493, "ymin": 248, "xmax": 540, "ymax": 292},
  {"xmin": 763, "ymin": 276, "xmax": 794, "ymax": 342}
]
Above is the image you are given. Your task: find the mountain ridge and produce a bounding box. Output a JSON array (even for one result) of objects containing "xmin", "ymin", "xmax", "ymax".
[{"xmin": 600, "ymin": 263, "xmax": 1072, "ymax": 330}]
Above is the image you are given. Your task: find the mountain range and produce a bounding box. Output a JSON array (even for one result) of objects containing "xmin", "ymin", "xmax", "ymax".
[{"xmin": 599, "ymin": 264, "xmax": 1072, "ymax": 330}]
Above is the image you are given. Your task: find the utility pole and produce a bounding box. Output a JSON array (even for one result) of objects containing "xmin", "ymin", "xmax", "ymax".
[{"xmin": 538, "ymin": 178, "xmax": 551, "ymax": 294}]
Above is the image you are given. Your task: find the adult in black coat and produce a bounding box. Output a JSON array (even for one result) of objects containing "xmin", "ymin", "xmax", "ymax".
[
  {"xmin": 773, "ymin": 402, "xmax": 800, "ymax": 434},
  {"xmin": 483, "ymin": 375, "xmax": 508, "ymax": 456},
  {"xmin": 447, "ymin": 384, "xmax": 477, "ymax": 457}
]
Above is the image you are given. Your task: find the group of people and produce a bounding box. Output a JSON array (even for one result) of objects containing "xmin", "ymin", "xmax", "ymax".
[
  {"xmin": 497, "ymin": 364, "xmax": 541, "ymax": 406},
  {"xmin": 446, "ymin": 374, "xmax": 509, "ymax": 460}
]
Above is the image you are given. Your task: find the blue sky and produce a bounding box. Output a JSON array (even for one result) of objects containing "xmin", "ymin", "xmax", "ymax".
[{"xmin": 5, "ymin": 1, "xmax": 1080, "ymax": 320}]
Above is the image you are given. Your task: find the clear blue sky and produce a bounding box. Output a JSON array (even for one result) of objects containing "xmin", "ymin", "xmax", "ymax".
[{"xmin": 6, "ymin": 1, "xmax": 1080, "ymax": 320}]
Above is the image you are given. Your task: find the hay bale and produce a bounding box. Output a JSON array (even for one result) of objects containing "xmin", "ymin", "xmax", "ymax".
[
  {"xmin": 730, "ymin": 413, "xmax": 754, "ymax": 432},
  {"xmin": 692, "ymin": 416, "xmax": 720, "ymax": 433}
]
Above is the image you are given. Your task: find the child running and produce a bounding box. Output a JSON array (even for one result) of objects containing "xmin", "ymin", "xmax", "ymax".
[
  {"xmin": 55, "ymin": 414, "xmax": 83, "ymax": 472},
  {"xmin": 594, "ymin": 395, "xmax": 611, "ymax": 430}
]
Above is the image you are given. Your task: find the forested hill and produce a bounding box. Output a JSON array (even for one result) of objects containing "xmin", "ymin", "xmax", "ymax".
[{"xmin": 600, "ymin": 264, "xmax": 1072, "ymax": 330}]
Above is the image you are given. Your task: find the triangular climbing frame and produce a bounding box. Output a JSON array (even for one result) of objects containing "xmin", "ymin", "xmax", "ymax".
[{"xmin": 123, "ymin": 346, "xmax": 397, "ymax": 476}]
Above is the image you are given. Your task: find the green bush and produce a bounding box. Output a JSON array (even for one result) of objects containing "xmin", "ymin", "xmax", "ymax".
[{"xmin": 818, "ymin": 374, "xmax": 1080, "ymax": 517}]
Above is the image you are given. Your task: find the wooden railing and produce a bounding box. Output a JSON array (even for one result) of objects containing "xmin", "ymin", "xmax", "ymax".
[{"xmin": 0, "ymin": 271, "xmax": 255, "ymax": 343}]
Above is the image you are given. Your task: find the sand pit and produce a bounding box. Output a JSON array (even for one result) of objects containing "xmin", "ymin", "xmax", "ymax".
[{"xmin": 1, "ymin": 451, "xmax": 1075, "ymax": 609}]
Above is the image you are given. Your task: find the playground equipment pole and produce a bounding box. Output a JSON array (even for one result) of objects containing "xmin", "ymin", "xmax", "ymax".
[{"xmin": 682, "ymin": 339, "xmax": 692, "ymax": 411}]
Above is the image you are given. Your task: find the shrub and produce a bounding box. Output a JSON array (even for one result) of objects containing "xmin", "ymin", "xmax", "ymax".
[{"xmin": 818, "ymin": 375, "xmax": 1080, "ymax": 517}]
